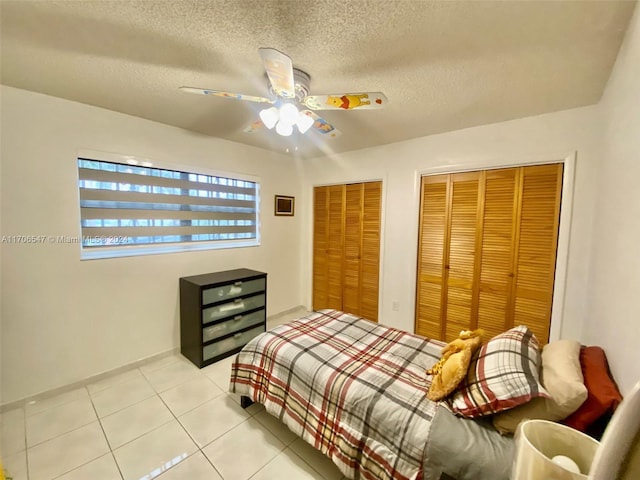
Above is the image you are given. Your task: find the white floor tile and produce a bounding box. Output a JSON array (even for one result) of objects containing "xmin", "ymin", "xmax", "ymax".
[
  {"xmin": 159, "ymin": 375, "xmax": 224, "ymax": 417},
  {"xmin": 26, "ymin": 396, "xmax": 97, "ymax": 447},
  {"xmin": 155, "ymin": 451, "xmax": 222, "ymax": 480},
  {"xmin": 289, "ymin": 437, "xmax": 343, "ymax": 480},
  {"xmin": 55, "ymin": 453, "xmax": 122, "ymax": 480},
  {"xmin": 138, "ymin": 354, "xmax": 182, "ymax": 376},
  {"xmin": 112, "ymin": 420, "xmax": 197, "ymax": 480},
  {"xmin": 142, "ymin": 359, "xmax": 201, "ymax": 393},
  {"xmin": 178, "ymin": 395, "xmax": 250, "ymax": 447},
  {"xmin": 14, "ymin": 322, "xmax": 347, "ymax": 480},
  {"xmin": 1, "ymin": 449, "xmax": 28, "ymax": 480},
  {"xmin": 250, "ymin": 448, "xmax": 324, "ymax": 480},
  {"xmin": 201, "ymin": 355, "xmax": 235, "ymax": 391},
  {"xmin": 100, "ymin": 396, "xmax": 174, "ymax": 449},
  {"xmin": 90, "ymin": 376, "xmax": 156, "ymax": 418},
  {"xmin": 87, "ymin": 368, "xmax": 144, "ymax": 395},
  {"xmin": 253, "ymin": 409, "xmax": 298, "ymax": 446},
  {"xmin": 28, "ymin": 421, "xmax": 110, "ymax": 480},
  {"xmin": 25, "ymin": 387, "xmax": 89, "ymax": 417},
  {"xmin": 202, "ymin": 418, "xmax": 286, "ymax": 480},
  {"xmin": 1, "ymin": 407, "xmax": 26, "ymax": 456}
]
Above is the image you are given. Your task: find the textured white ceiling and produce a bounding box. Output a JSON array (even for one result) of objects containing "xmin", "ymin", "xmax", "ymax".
[{"xmin": 0, "ymin": 0, "xmax": 636, "ymax": 158}]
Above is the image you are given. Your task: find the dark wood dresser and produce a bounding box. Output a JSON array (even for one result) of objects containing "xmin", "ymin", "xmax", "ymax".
[{"xmin": 180, "ymin": 268, "xmax": 267, "ymax": 368}]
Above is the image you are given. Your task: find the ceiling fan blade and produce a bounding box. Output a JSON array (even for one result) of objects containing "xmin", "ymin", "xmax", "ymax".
[
  {"xmin": 258, "ymin": 48, "xmax": 295, "ymax": 99},
  {"xmin": 179, "ymin": 86, "xmax": 273, "ymax": 104},
  {"xmin": 301, "ymin": 110, "xmax": 342, "ymax": 138},
  {"xmin": 243, "ymin": 119, "xmax": 265, "ymax": 133},
  {"xmin": 303, "ymin": 92, "xmax": 388, "ymax": 111}
]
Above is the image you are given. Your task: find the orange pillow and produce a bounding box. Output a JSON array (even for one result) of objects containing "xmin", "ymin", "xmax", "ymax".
[{"xmin": 562, "ymin": 346, "xmax": 622, "ymax": 432}]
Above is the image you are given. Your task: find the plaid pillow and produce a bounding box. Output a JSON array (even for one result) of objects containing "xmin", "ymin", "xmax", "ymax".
[{"xmin": 447, "ymin": 325, "xmax": 549, "ymax": 418}]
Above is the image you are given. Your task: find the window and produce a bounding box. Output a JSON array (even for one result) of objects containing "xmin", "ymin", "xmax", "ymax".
[{"xmin": 77, "ymin": 154, "xmax": 260, "ymax": 259}]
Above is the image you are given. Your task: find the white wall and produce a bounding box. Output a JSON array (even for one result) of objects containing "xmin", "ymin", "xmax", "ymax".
[
  {"xmin": 300, "ymin": 106, "xmax": 603, "ymax": 346},
  {"xmin": 583, "ymin": 6, "xmax": 640, "ymax": 396},
  {"xmin": 0, "ymin": 86, "xmax": 303, "ymax": 404}
]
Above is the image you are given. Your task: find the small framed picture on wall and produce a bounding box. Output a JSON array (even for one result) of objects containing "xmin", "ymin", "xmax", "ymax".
[{"xmin": 274, "ymin": 195, "xmax": 295, "ymax": 216}]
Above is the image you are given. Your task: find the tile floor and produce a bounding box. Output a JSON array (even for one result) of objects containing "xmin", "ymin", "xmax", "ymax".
[{"xmin": 1, "ymin": 311, "xmax": 346, "ymax": 480}]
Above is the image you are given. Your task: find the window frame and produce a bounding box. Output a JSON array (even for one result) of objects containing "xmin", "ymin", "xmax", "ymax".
[{"xmin": 76, "ymin": 149, "xmax": 261, "ymax": 260}]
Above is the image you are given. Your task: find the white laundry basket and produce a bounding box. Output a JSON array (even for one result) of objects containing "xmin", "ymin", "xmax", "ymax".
[{"xmin": 512, "ymin": 419, "xmax": 600, "ymax": 480}]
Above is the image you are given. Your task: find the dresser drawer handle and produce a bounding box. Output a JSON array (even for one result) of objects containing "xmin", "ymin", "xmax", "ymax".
[
  {"xmin": 233, "ymin": 315, "xmax": 242, "ymax": 321},
  {"xmin": 234, "ymin": 281, "xmax": 243, "ymax": 287},
  {"xmin": 233, "ymin": 332, "xmax": 242, "ymax": 338},
  {"xmin": 234, "ymin": 298, "xmax": 243, "ymax": 304}
]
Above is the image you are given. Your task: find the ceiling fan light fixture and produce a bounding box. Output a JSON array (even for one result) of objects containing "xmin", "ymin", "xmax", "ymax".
[
  {"xmin": 275, "ymin": 121, "xmax": 293, "ymax": 137},
  {"xmin": 296, "ymin": 112, "xmax": 314, "ymax": 134},
  {"xmin": 181, "ymin": 48, "xmax": 384, "ymax": 142},
  {"xmin": 259, "ymin": 107, "xmax": 278, "ymax": 129}
]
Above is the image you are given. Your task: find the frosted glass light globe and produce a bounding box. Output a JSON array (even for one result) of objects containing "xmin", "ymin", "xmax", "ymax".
[
  {"xmin": 259, "ymin": 107, "xmax": 278, "ymax": 129},
  {"xmin": 275, "ymin": 121, "xmax": 293, "ymax": 136},
  {"xmin": 278, "ymin": 103, "xmax": 299, "ymax": 125},
  {"xmin": 296, "ymin": 113, "xmax": 314, "ymax": 134}
]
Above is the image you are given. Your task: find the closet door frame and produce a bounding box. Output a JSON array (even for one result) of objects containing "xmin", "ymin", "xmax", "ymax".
[{"xmin": 413, "ymin": 152, "xmax": 576, "ymax": 342}]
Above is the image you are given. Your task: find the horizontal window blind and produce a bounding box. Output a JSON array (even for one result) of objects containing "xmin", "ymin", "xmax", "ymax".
[{"xmin": 78, "ymin": 159, "xmax": 259, "ymax": 254}]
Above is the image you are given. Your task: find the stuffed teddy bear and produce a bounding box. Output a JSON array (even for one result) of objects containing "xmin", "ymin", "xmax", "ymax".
[{"xmin": 426, "ymin": 329, "xmax": 484, "ymax": 402}]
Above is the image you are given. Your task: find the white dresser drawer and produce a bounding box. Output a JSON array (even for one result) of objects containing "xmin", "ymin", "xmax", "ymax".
[
  {"xmin": 202, "ymin": 310, "xmax": 265, "ymax": 342},
  {"xmin": 202, "ymin": 294, "xmax": 265, "ymax": 323},
  {"xmin": 202, "ymin": 325, "xmax": 265, "ymax": 361},
  {"xmin": 202, "ymin": 277, "xmax": 265, "ymax": 305}
]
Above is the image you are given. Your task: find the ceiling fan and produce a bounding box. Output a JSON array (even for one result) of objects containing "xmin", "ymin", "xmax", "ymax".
[{"xmin": 179, "ymin": 48, "xmax": 388, "ymax": 139}]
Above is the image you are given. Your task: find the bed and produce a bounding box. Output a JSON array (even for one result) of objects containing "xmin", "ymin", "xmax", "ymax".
[{"xmin": 229, "ymin": 309, "xmax": 515, "ymax": 480}]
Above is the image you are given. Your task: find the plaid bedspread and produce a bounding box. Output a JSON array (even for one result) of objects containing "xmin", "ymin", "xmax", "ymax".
[{"xmin": 230, "ymin": 310, "xmax": 444, "ymax": 480}]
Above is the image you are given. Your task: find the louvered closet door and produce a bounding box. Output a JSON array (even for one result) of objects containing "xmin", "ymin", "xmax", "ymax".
[
  {"xmin": 445, "ymin": 172, "xmax": 482, "ymax": 341},
  {"xmin": 312, "ymin": 184, "xmax": 345, "ymax": 311},
  {"xmin": 327, "ymin": 185, "xmax": 346, "ymax": 310},
  {"xmin": 313, "ymin": 181, "xmax": 381, "ymax": 322},
  {"xmin": 477, "ymin": 168, "xmax": 518, "ymax": 340},
  {"xmin": 312, "ymin": 186, "xmax": 330, "ymax": 309},
  {"xmin": 343, "ymin": 184, "xmax": 363, "ymax": 315},
  {"xmin": 416, "ymin": 173, "xmax": 483, "ymax": 341},
  {"xmin": 511, "ymin": 164, "xmax": 563, "ymax": 344},
  {"xmin": 360, "ymin": 182, "xmax": 382, "ymax": 321},
  {"xmin": 415, "ymin": 164, "xmax": 562, "ymax": 344},
  {"xmin": 416, "ymin": 176, "xmax": 449, "ymax": 340}
]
